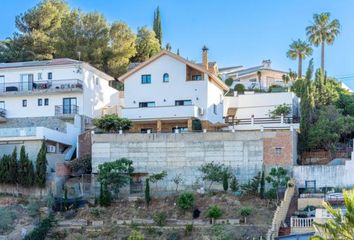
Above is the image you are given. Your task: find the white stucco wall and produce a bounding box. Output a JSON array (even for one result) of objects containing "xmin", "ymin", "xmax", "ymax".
[
  {"xmin": 224, "ymin": 92, "xmax": 299, "ymax": 119},
  {"xmin": 123, "ymin": 54, "xmax": 224, "ymax": 123}
]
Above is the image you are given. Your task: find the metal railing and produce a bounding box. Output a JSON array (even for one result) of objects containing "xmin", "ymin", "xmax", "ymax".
[
  {"xmin": 226, "ymin": 115, "xmax": 300, "ymax": 125},
  {"xmin": 55, "ymin": 105, "xmax": 79, "ymax": 116},
  {"xmin": 0, "ymin": 108, "xmax": 5, "ymax": 118},
  {"xmin": 0, "ymin": 79, "xmax": 83, "ymax": 93}
]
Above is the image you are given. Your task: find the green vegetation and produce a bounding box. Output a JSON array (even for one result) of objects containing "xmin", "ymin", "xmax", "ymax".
[
  {"xmin": 93, "ymin": 115, "xmax": 132, "ymax": 133},
  {"xmin": 269, "ymin": 104, "xmax": 292, "ymax": 118},
  {"xmin": 97, "ymin": 158, "xmax": 134, "ymax": 199},
  {"xmin": 0, "ymin": 0, "xmax": 161, "ymax": 79},
  {"xmin": 18, "ymin": 146, "xmax": 35, "ymax": 187},
  {"xmin": 128, "ymin": 230, "xmax": 145, "ymax": 240},
  {"xmin": 310, "ymin": 190, "xmax": 354, "ymax": 240},
  {"xmin": 23, "ymin": 214, "xmax": 54, "ymax": 240},
  {"xmin": 234, "ymin": 84, "xmax": 245, "ymax": 94},
  {"xmin": 35, "ymin": 141, "xmax": 48, "ymax": 188},
  {"xmin": 172, "ymin": 174, "xmax": 183, "ymax": 192},
  {"xmin": 176, "ymin": 192, "xmax": 195, "ymax": 211},
  {"xmin": 153, "ymin": 211, "xmax": 167, "ymax": 227},
  {"xmin": 0, "ymin": 208, "xmax": 17, "ymax": 234},
  {"xmin": 153, "ymin": 6, "xmax": 162, "ymax": 46},
  {"xmin": 240, "ymin": 207, "xmax": 252, "ymax": 224},
  {"xmin": 145, "ymin": 178, "xmax": 151, "ymax": 206},
  {"xmin": 287, "ymin": 39, "xmax": 313, "ymax": 77},
  {"xmin": 225, "ymin": 78, "xmax": 234, "ymax": 87},
  {"xmin": 184, "ymin": 224, "xmax": 193, "ymax": 236},
  {"xmin": 206, "ymin": 205, "xmax": 223, "ymax": 222},
  {"xmin": 266, "ymin": 167, "xmax": 290, "ymax": 202},
  {"xmin": 199, "ymin": 162, "xmax": 231, "ymax": 190},
  {"xmin": 230, "ymin": 176, "xmax": 239, "ymax": 192},
  {"xmin": 222, "ymin": 172, "xmax": 229, "ymax": 192},
  {"xmin": 241, "ymin": 172, "xmax": 261, "ymax": 196}
]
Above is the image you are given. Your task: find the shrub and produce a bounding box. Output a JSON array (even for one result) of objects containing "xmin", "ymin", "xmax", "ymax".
[
  {"xmin": 240, "ymin": 207, "xmax": 252, "ymax": 224},
  {"xmin": 99, "ymin": 182, "xmax": 111, "ymax": 207},
  {"xmin": 234, "ymin": 84, "xmax": 245, "ymax": 93},
  {"xmin": 90, "ymin": 207, "xmax": 104, "ymax": 218},
  {"xmin": 0, "ymin": 208, "xmax": 17, "ymax": 234},
  {"xmin": 27, "ymin": 200, "xmax": 40, "ymax": 217},
  {"xmin": 225, "ymin": 78, "xmax": 234, "ymax": 87},
  {"xmin": 269, "ymin": 103, "xmax": 291, "ymax": 118},
  {"xmin": 177, "ymin": 192, "xmax": 195, "ymax": 211},
  {"xmin": 185, "ymin": 224, "xmax": 193, "ymax": 236},
  {"xmin": 93, "ymin": 114, "xmax": 132, "ymax": 132},
  {"xmin": 166, "ymin": 232, "xmax": 181, "ymax": 240},
  {"xmin": 23, "ymin": 214, "xmax": 54, "ymax": 240},
  {"xmin": 206, "ymin": 205, "xmax": 223, "ymax": 220},
  {"xmin": 128, "ymin": 230, "xmax": 144, "ymax": 240},
  {"xmin": 153, "ymin": 212, "xmax": 167, "ymax": 227},
  {"xmin": 230, "ymin": 176, "xmax": 239, "ymax": 192},
  {"xmin": 199, "ymin": 162, "xmax": 230, "ymax": 190}
]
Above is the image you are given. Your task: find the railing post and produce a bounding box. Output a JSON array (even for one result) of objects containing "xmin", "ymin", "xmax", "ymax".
[
  {"xmin": 251, "ymin": 115, "xmax": 254, "ymax": 125},
  {"xmin": 281, "ymin": 114, "xmax": 284, "ymax": 124}
]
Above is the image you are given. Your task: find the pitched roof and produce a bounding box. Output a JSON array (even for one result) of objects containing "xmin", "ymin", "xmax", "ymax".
[
  {"xmin": 0, "ymin": 58, "xmax": 81, "ymax": 69},
  {"xmin": 118, "ymin": 50, "xmax": 229, "ymax": 91}
]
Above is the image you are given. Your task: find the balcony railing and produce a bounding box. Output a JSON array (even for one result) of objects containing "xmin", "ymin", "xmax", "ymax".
[
  {"xmin": 290, "ymin": 217, "xmax": 315, "ymax": 228},
  {"xmin": 225, "ymin": 115, "xmax": 300, "ymax": 125},
  {"xmin": 0, "ymin": 79, "xmax": 83, "ymax": 94},
  {"xmin": 122, "ymin": 105, "xmax": 200, "ymax": 120},
  {"xmin": 55, "ymin": 105, "xmax": 79, "ymax": 117}
]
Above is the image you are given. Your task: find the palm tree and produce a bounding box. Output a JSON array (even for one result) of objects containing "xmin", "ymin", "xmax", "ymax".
[
  {"xmin": 257, "ymin": 70, "xmax": 262, "ymax": 90},
  {"xmin": 311, "ymin": 190, "xmax": 354, "ymax": 239},
  {"xmin": 286, "ymin": 39, "xmax": 313, "ymax": 78},
  {"xmin": 306, "ymin": 12, "xmax": 340, "ymax": 72}
]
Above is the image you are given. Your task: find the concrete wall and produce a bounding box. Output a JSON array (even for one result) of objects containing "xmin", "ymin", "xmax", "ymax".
[
  {"xmin": 293, "ymin": 159, "xmax": 354, "ymax": 188},
  {"xmin": 92, "ymin": 132, "xmax": 265, "ymax": 189}
]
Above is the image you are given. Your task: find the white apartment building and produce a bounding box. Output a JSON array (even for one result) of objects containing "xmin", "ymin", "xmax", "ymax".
[
  {"xmin": 219, "ymin": 60, "xmax": 288, "ymax": 90},
  {"xmin": 0, "ymin": 58, "xmax": 120, "ymax": 170},
  {"xmin": 119, "ymin": 49, "xmax": 229, "ymax": 133}
]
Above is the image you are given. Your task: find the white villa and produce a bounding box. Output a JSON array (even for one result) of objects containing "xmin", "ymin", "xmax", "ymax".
[
  {"xmin": 119, "ymin": 48, "xmax": 229, "ymax": 133},
  {"xmin": 0, "ymin": 58, "xmax": 120, "ymax": 170}
]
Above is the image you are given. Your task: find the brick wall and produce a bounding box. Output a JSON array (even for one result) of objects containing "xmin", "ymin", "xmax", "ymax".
[{"xmin": 263, "ymin": 131, "xmax": 295, "ymax": 166}]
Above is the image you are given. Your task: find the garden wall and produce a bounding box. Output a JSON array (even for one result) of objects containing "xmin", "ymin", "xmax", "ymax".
[{"xmin": 91, "ymin": 131, "xmax": 296, "ymax": 191}]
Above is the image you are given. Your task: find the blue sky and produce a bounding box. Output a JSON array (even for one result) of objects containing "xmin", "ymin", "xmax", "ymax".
[{"xmin": 1, "ymin": 0, "xmax": 354, "ymax": 85}]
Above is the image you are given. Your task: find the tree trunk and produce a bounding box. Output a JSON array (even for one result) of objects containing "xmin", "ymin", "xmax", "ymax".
[
  {"xmin": 298, "ymin": 55, "xmax": 302, "ymax": 78},
  {"xmin": 321, "ymin": 42, "xmax": 325, "ymax": 72}
]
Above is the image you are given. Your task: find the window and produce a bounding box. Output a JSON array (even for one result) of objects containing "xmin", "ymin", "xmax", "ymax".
[
  {"xmin": 139, "ymin": 102, "xmax": 155, "ymax": 108},
  {"xmin": 63, "ymin": 97, "xmax": 77, "ymax": 114},
  {"xmin": 163, "ymin": 73, "xmax": 169, "ymax": 82},
  {"xmin": 275, "ymin": 147, "xmax": 283, "ymax": 156},
  {"xmin": 22, "ymin": 100, "xmax": 27, "ymax": 107},
  {"xmin": 38, "ymin": 99, "xmax": 43, "ymax": 106},
  {"xmin": 48, "ymin": 72, "xmax": 52, "ymax": 80},
  {"xmin": 172, "ymin": 127, "xmax": 188, "ymax": 133},
  {"xmin": 175, "ymin": 100, "xmax": 192, "ymax": 106},
  {"xmin": 141, "ymin": 128, "xmax": 153, "ymax": 133},
  {"xmin": 192, "ymin": 75, "xmax": 202, "ymax": 81},
  {"xmin": 213, "ymin": 104, "xmax": 217, "ymax": 114},
  {"xmin": 249, "ymin": 78, "xmax": 257, "ymax": 82},
  {"xmin": 38, "ymin": 73, "xmax": 42, "ymax": 80},
  {"xmin": 141, "ymin": 75, "xmax": 151, "ymax": 84},
  {"xmin": 95, "ymin": 77, "xmax": 99, "ymax": 85},
  {"xmin": 44, "ymin": 98, "xmax": 49, "ymax": 106}
]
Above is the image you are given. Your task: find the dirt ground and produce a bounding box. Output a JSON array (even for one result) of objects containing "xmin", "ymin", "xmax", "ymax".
[{"xmin": 50, "ymin": 192, "xmax": 276, "ymax": 240}]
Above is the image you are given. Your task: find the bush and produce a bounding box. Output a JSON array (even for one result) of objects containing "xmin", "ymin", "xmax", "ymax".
[
  {"xmin": 90, "ymin": 207, "xmax": 104, "ymax": 218},
  {"xmin": 93, "ymin": 114, "xmax": 132, "ymax": 132},
  {"xmin": 23, "ymin": 214, "xmax": 54, "ymax": 240},
  {"xmin": 240, "ymin": 207, "xmax": 252, "ymax": 224},
  {"xmin": 0, "ymin": 208, "xmax": 17, "ymax": 234},
  {"xmin": 206, "ymin": 205, "xmax": 223, "ymax": 220},
  {"xmin": 27, "ymin": 200, "xmax": 40, "ymax": 217},
  {"xmin": 225, "ymin": 78, "xmax": 234, "ymax": 86},
  {"xmin": 269, "ymin": 103, "xmax": 291, "ymax": 118},
  {"xmin": 153, "ymin": 212, "xmax": 167, "ymax": 227},
  {"xmin": 128, "ymin": 230, "xmax": 144, "ymax": 240},
  {"xmin": 185, "ymin": 224, "xmax": 193, "ymax": 236},
  {"xmin": 177, "ymin": 192, "xmax": 195, "ymax": 211},
  {"xmin": 166, "ymin": 232, "xmax": 181, "ymax": 240},
  {"xmin": 230, "ymin": 176, "xmax": 239, "ymax": 192},
  {"xmin": 234, "ymin": 84, "xmax": 245, "ymax": 93}
]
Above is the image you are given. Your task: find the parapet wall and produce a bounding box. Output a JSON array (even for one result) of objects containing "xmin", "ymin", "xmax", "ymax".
[{"xmin": 92, "ymin": 131, "xmax": 296, "ymax": 190}]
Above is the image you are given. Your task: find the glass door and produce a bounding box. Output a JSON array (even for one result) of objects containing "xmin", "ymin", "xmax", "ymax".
[
  {"xmin": 20, "ymin": 74, "xmax": 34, "ymax": 91},
  {"xmin": 63, "ymin": 98, "xmax": 77, "ymax": 114}
]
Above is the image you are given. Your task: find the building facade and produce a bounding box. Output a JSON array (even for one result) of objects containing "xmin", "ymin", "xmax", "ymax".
[
  {"xmin": 0, "ymin": 58, "xmax": 120, "ymax": 170},
  {"xmin": 119, "ymin": 49, "xmax": 229, "ymax": 133}
]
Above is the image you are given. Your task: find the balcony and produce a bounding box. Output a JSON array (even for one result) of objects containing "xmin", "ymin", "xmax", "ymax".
[
  {"xmin": 55, "ymin": 105, "xmax": 79, "ymax": 119},
  {"xmin": 0, "ymin": 108, "xmax": 6, "ymax": 122},
  {"xmin": 0, "ymin": 79, "xmax": 83, "ymax": 96},
  {"xmin": 122, "ymin": 105, "xmax": 201, "ymax": 120}
]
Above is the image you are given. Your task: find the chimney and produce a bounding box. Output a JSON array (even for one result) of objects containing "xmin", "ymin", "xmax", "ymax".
[{"xmin": 202, "ymin": 46, "xmax": 209, "ymax": 70}]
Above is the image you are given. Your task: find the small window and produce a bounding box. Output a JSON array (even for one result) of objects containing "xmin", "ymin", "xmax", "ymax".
[
  {"xmin": 175, "ymin": 100, "xmax": 192, "ymax": 106},
  {"xmin": 163, "ymin": 73, "xmax": 169, "ymax": 82},
  {"xmin": 249, "ymin": 78, "xmax": 257, "ymax": 82},
  {"xmin": 139, "ymin": 102, "xmax": 155, "ymax": 108},
  {"xmin": 38, "ymin": 73, "xmax": 42, "ymax": 80},
  {"xmin": 192, "ymin": 75, "xmax": 202, "ymax": 81},
  {"xmin": 213, "ymin": 104, "xmax": 217, "ymax": 114},
  {"xmin": 96, "ymin": 77, "xmax": 99, "ymax": 85},
  {"xmin": 38, "ymin": 99, "xmax": 43, "ymax": 106},
  {"xmin": 44, "ymin": 98, "xmax": 49, "ymax": 106},
  {"xmin": 141, "ymin": 75, "xmax": 151, "ymax": 84},
  {"xmin": 22, "ymin": 100, "xmax": 27, "ymax": 107},
  {"xmin": 275, "ymin": 147, "xmax": 283, "ymax": 155},
  {"xmin": 48, "ymin": 72, "xmax": 52, "ymax": 80}
]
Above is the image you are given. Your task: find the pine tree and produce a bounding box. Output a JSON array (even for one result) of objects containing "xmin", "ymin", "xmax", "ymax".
[
  {"xmin": 230, "ymin": 176, "xmax": 239, "ymax": 192},
  {"xmin": 153, "ymin": 6, "xmax": 162, "ymax": 46},
  {"xmin": 35, "ymin": 141, "xmax": 48, "ymax": 188}
]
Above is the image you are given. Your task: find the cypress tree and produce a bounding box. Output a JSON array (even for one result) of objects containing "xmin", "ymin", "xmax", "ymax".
[
  {"xmin": 153, "ymin": 6, "xmax": 162, "ymax": 46},
  {"xmin": 18, "ymin": 146, "xmax": 34, "ymax": 187},
  {"xmin": 35, "ymin": 141, "xmax": 48, "ymax": 188},
  {"xmin": 177, "ymin": 48, "xmax": 180, "ymax": 56},
  {"xmin": 260, "ymin": 170, "xmax": 265, "ymax": 199},
  {"xmin": 9, "ymin": 147, "xmax": 18, "ymax": 184},
  {"xmin": 145, "ymin": 178, "xmax": 151, "ymax": 206},
  {"xmin": 99, "ymin": 182, "xmax": 111, "ymax": 206},
  {"xmin": 222, "ymin": 172, "xmax": 229, "ymax": 191}
]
